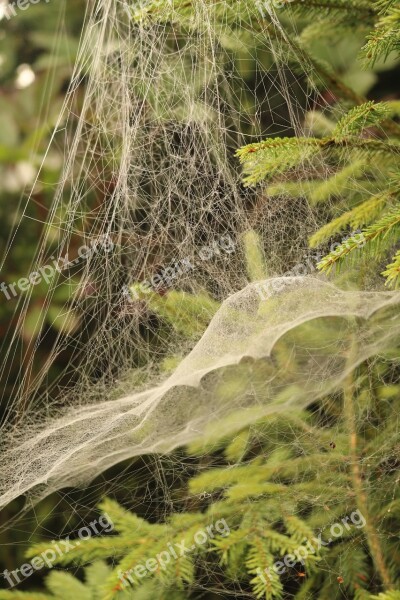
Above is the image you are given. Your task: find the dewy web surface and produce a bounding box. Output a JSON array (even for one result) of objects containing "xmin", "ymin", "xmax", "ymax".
[
  {"xmin": 0, "ymin": 0, "xmax": 399, "ymax": 509},
  {"xmin": 1, "ymin": 277, "xmax": 400, "ymax": 508}
]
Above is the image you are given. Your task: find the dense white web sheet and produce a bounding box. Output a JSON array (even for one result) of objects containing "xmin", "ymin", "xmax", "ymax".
[{"xmin": 1, "ymin": 277, "xmax": 399, "ymax": 508}]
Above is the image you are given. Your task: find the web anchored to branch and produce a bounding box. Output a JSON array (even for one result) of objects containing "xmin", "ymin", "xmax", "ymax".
[{"xmin": 0, "ymin": 0, "xmax": 399, "ymax": 573}]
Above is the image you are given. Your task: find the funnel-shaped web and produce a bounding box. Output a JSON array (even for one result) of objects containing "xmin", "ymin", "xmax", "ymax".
[{"xmin": 0, "ymin": 277, "xmax": 399, "ymax": 508}]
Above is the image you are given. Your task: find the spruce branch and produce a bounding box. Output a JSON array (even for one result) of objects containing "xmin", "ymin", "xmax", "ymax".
[
  {"xmin": 246, "ymin": 540, "xmax": 283, "ymax": 600},
  {"xmin": 268, "ymin": 27, "xmax": 400, "ymax": 137},
  {"xmin": 370, "ymin": 592, "xmax": 400, "ymax": 600},
  {"xmin": 0, "ymin": 562, "xmax": 134, "ymax": 600},
  {"xmin": 237, "ymin": 136, "xmax": 399, "ymax": 187},
  {"xmin": 333, "ymin": 101, "xmax": 390, "ymax": 143},
  {"xmin": 381, "ymin": 249, "xmax": 400, "ymax": 287},
  {"xmin": 0, "ymin": 594, "xmax": 51, "ymax": 599},
  {"xmin": 309, "ymin": 193, "xmax": 390, "ymax": 247},
  {"xmin": 308, "ymin": 160, "xmax": 368, "ymax": 205},
  {"xmin": 266, "ymin": 180, "xmax": 320, "ymax": 199},
  {"xmin": 129, "ymin": 284, "xmax": 220, "ymax": 337},
  {"xmin": 45, "ymin": 572, "xmax": 91, "ymax": 600},
  {"xmin": 4, "ymin": 394, "xmax": 399, "ymax": 598},
  {"xmin": 236, "ymin": 137, "xmax": 321, "ymax": 186},
  {"xmin": 283, "ymin": 514, "xmax": 318, "ymax": 546},
  {"xmin": 316, "ymin": 205, "xmax": 400, "ymax": 273},
  {"xmin": 376, "ymin": 0, "xmax": 399, "ymax": 11},
  {"xmin": 270, "ymin": 24, "xmax": 367, "ymax": 108},
  {"xmin": 276, "ymin": 0, "xmax": 376, "ymax": 21},
  {"xmin": 361, "ymin": 3, "xmax": 400, "ymax": 66},
  {"xmin": 279, "ymin": 0, "xmax": 374, "ymax": 12},
  {"xmin": 327, "ymin": 540, "xmax": 370, "ymax": 594},
  {"xmin": 242, "ymin": 229, "xmax": 268, "ymax": 281},
  {"xmin": 342, "ymin": 339, "xmax": 394, "ymax": 590}
]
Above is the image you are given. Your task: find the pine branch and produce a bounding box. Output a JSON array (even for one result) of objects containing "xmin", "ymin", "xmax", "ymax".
[
  {"xmin": 316, "ymin": 205, "xmax": 400, "ymax": 273},
  {"xmin": 129, "ymin": 285, "xmax": 219, "ymax": 337},
  {"xmin": 333, "ymin": 102, "xmax": 390, "ymax": 142},
  {"xmin": 342, "ymin": 340, "xmax": 394, "ymax": 590},
  {"xmin": 381, "ymin": 249, "xmax": 400, "ymax": 287},
  {"xmin": 309, "ymin": 193, "xmax": 390, "ymax": 247},
  {"xmin": 242, "ymin": 230, "xmax": 268, "ymax": 281},
  {"xmin": 370, "ymin": 592, "xmax": 400, "ymax": 600},
  {"xmin": 361, "ymin": 2, "xmax": 400, "ymax": 66},
  {"xmin": 246, "ymin": 539, "xmax": 284, "ymax": 599},
  {"xmin": 308, "ymin": 160, "xmax": 368, "ymax": 205},
  {"xmin": 45, "ymin": 572, "xmax": 91, "ymax": 600},
  {"xmin": 236, "ymin": 136, "xmax": 399, "ymax": 186}
]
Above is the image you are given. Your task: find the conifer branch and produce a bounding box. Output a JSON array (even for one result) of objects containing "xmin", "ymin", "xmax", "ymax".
[
  {"xmin": 277, "ymin": 0, "xmax": 375, "ymax": 16},
  {"xmin": 370, "ymin": 592, "xmax": 400, "ymax": 600},
  {"xmin": 342, "ymin": 340, "xmax": 394, "ymax": 590},
  {"xmin": 381, "ymin": 249, "xmax": 400, "ymax": 287},
  {"xmin": 316, "ymin": 206, "xmax": 400, "ymax": 273},
  {"xmin": 246, "ymin": 540, "xmax": 283, "ymax": 599},
  {"xmin": 309, "ymin": 193, "xmax": 389, "ymax": 247},
  {"xmin": 308, "ymin": 160, "xmax": 368, "ymax": 205},
  {"xmin": 237, "ymin": 136, "xmax": 399, "ymax": 186},
  {"xmin": 333, "ymin": 101, "xmax": 390, "ymax": 142},
  {"xmin": 274, "ymin": 25, "xmax": 400, "ymax": 137},
  {"xmin": 242, "ymin": 229, "xmax": 268, "ymax": 281},
  {"xmin": 129, "ymin": 285, "xmax": 219, "ymax": 337},
  {"xmin": 270, "ymin": 24, "xmax": 367, "ymax": 107},
  {"xmin": 361, "ymin": 1, "xmax": 400, "ymax": 66}
]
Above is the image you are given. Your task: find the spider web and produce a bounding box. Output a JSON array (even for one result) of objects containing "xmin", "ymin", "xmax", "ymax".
[{"xmin": 0, "ymin": 1, "xmax": 399, "ymax": 595}]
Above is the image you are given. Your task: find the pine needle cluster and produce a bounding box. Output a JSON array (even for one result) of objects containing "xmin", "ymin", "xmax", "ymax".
[
  {"xmin": 236, "ymin": 0, "xmax": 400, "ymax": 287},
  {"xmin": 1, "ymin": 269, "xmax": 399, "ymax": 599},
  {"xmin": 1, "ymin": 353, "xmax": 399, "ymax": 599}
]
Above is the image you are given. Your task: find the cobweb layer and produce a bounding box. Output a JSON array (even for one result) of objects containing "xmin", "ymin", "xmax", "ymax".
[{"xmin": 1, "ymin": 277, "xmax": 399, "ymax": 508}]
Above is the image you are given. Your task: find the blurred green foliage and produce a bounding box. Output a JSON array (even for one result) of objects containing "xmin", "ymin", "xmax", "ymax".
[
  {"xmin": 0, "ymin": 0, "xmax": 84, "ymax": 405},
  {"xmin": 0, "ymin": 0, "xmax": 84, "ymax": 573}
]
